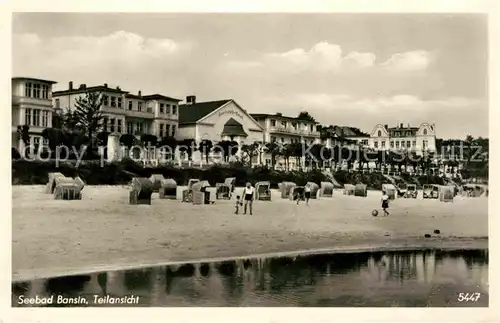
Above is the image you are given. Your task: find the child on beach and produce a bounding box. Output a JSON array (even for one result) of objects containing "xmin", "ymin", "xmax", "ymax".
[
  {"xmin": 381, "ymin": 191, "xmax": 390, "ymax": 216},
  {"xmin": 235, "ymin": 195, "xmax": 242, "ymax": 214}
]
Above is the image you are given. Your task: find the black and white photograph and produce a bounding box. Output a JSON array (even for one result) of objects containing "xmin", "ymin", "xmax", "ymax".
[{"xmin": 4, "ymin": 2, "xmax": 497, "ymax": 321}]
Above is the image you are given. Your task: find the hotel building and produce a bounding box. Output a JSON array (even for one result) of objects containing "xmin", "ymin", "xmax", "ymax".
[
  {"xmin": 11, "ymin": 77, "xmax": 57, "ymax": 153},
  {"xmin": 52, "ymin": 81, "xmax": 181, "ymax": 139},
  {"xmin": 369, "ymin": 123, "xmax": 437, "ymax": 155}
]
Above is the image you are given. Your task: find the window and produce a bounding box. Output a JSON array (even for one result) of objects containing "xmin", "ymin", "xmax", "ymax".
[
  {"xmin": 374, "ymin": 141, "xmax": 379, "ymax": 148},
  {"xmin": 378, "ymin": 130, "xmax": 382, "ymax": 137},
  {"xmin": 25, "ymin": 83, "xmax": 32, "ymax": 97},
  {"xmin": 33, "ymin": 84, "xmax": 41, "ymax": 99},
  {"xmin": 160, "ymin": 104, "xmax": 164, "ymax": 113},
  {"xmin": 390, "ymin": 141, "xmax": 394, "ymax": 148},
  {"xmin": 42, "ymin": 85, "xmax": 49, "ymax": 99},
  {"xmin": 423, "ymin": 140, "xmax": 428, "ymax": 150},
  {"xmin": 407, "ymin": 141, "xmax": 411, "ymax": 148},
  {"xmin": 138, "ymin": 102, "xmax": 143, "ymax": 112},
  {"xmin": 362, "ymin": 139, "xmax": 369, "ymax": 146},
  {"xmin": 271, "ymin": 120, "xmax": 276, "ymax": 127},
  {"xmin": 271, "ymin": 136, "xmax": 276, "ymax": 142},
  {"xmin": 32, "ymin": 109, "xmax": 40, "ymax": 126},
  {"xmin": 103, "ymin": 95, "xmax": 109, "ymax": 106},
  {"xmin": 171, "ymin": 125, "xmax": 176, "ymax": 137},
  {"xmin": 127, "ymin": 122, "xmax": 133, "ymax": 134},
  {"xmin": 423, "ymin": 129, "xmax": 428, "ymax": 135},
  {"xmin": 281, "ymin": 121, "xmax": 286, "ymax": 127},
  {"xmin": 381, "ymin": 141, "xmax": 386, "ymax": 148},
  {"xmin": 165, "ymin": 104, "xmax": 170, "ymax": 114},
  {"xmin": 396, "ymin": 141, "xmax": 400, "ymax": 148},
  {"xmin": 412, "ymin": 140, "xmax": 416, "ymax": 147},
  {"xmin": 159, "ymin": 124, "xmax": 164, "ymax": 137},
  {"xmin": 24, "ymin": 108, "xmax": 32, "ymax": 125},
  {"xmin": 281, "ymin": 137, "xmax": 284, "ymax": 143},
  {"xmin": 110, "ymin": 119, "xmax": 115, "ymax": 132},
  {"xmin": 117, "ymin": 97, "xmax": 122, "ymax": 108},
  {"xmin": 42, "ymin": 111, "xmax": 49, "ymax": 127},
  {"xmin": 117, "ymin": 120, "xmax": 122, "ymax": 133},
  {"xmin": 165, "ymin": 124, "xmax": 170, "ymax": 136},
  {"xmin": 110, "ymin": 97, "xmax": 116, "ymax": 108},
  {"xmin": 55, "ymin": 99, "xmax": 60, "ymax": 110},
  {"xmin": 172, "ymin": 105, "xmax": 177, "ymax": 115},
  {"xmin": 292, "ymin": 122, "xmax": 297, "ymax": 129},
  {"xmin": 128, "ymin": 101, "xmax": 132, "ymax": 110},
  {"xmin": 136, "ymin": 122, "xmax": 143, "ymax": 134},
  {"xmin": 103, "ymin": 118, "xmax": 108, "ymax": 132},
  {"xmin": 310, "ymin": 125, "xmax": 314, "ymax": 132}
]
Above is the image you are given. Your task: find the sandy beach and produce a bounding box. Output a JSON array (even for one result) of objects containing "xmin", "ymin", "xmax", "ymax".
[{"xmin": 12, "ymin": 185, "xmax": 488, "ymax": 281}]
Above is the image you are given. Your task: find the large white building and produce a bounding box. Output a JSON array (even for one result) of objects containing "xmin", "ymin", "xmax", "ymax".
[
  {"xmin": 369, "ymin": 123, "xmax": 437, "ymax": 155},
  {"xmin": 52, "ymin": 81, "xmax": 181, "ymax": 139},
  {"xmin": 11, "ymin": 77, "xmax": 57, "ymax": 153}
]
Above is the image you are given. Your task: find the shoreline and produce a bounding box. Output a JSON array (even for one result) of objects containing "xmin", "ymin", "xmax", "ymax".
[{"xmin": 12, "ymin": 236, "xmax": 488, "ymax": 282}]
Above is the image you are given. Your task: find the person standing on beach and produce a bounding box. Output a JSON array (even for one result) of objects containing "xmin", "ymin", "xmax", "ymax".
[
  {"xmin": 304, "ymin": 183, "xmax": 312, "ymax": 205},
  {"xmin": 381, "ymin": 190, "xmax": 390, "ymax": 216},
  {"xmin": 242, "ymin": 182, "xmax": 255, "ymax": 215}
]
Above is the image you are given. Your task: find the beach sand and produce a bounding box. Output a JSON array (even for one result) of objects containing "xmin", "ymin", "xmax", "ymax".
[{"xmin": 12, "ymin": 185, "xmax": 488, "ymax": 281}]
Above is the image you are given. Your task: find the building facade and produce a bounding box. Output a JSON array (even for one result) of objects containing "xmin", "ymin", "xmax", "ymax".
[
  {"xmin": 52, "ymin": 81, "xmax": 181, "ymax": 139},
  {"xmin": 12, "ymin": 77, "xmax": 57, "ymax": 153},
  {"xmin": 250, "ymin": 113, "xmax": 321, "ymax": 146},
  {"xmin": 369, "ymin": 123, "xmax": 437, "ymax": 154}
]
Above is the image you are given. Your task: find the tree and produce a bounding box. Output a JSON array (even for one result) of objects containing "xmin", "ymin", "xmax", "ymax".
[
  {"xmin": 198, "ymin": 139, "xmax": 214, "ymax": 164},
  {"xmin": 215, "ymin": 140, "xmax": 238, "ymax": 162},
  {"xmin": 120, "ymin": 134, "xmax": 137, "ymax": 150},
  {"xmin": 240, "ymin": 142, "xmax": 260, "ymax": 167},
  {"xmin": 158, "ymin": 136, "xmax": 178, "ymax": 161},
  {"xmin": 178, "ymin": 138, "xmax": 197, "ymax": 161},
  {"xmin": 264, "ymin": 142, "xmax": 282, "ymax": 168},
  {"xmin": 71, "ymin": 91, "xmax": 105, "ymax": 155},
  {"xmin": 17, "ymin": 125, "xmax": 30, "ymax": 146},
  {"xmin": 140, "ymin": 134, "xmax": 158, "ymax": 147},
  {"xmin": 297, "ymin": 111, "xmax": 316, "ymax": 123}
]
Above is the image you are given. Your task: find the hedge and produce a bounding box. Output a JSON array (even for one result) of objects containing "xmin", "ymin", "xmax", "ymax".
[{"xmin": 12, "ymin": 159, "xmax": 448, "ymax": 189}]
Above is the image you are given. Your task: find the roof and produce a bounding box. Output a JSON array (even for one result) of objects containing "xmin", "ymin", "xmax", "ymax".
[
  {"xmin": 331, "ymin": 126, "xmax": 370, "ymax": 138},
  {"xmin": 142, "ymin": 94, "xmax": 182, "ymax": 101},
  {"xmin": 125, "ymin": 93, "xmax": 144, "ymax": 99},
  {"xmin": 179, "ymin": 99, "xmax": 232, "ymax": 125},
  {"xmin": 387, "ymin": 127, "xmax": 419, "ymax": 137},
  {"xmin": 53, "ymin": 85, "xmax": 128, "ymax": 96},
  {"xmin": 221, "ymin": 118, "xmax": 248, "ymax": 137},
  {"xmin": 250, "ymin": 113, "xmax": 319, "ymax": 124},
  {"xmin": 12, "ymin": 77, "xmax": 57, "ymax": 84}
]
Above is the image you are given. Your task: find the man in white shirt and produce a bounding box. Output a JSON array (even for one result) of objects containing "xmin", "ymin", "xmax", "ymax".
[{"xmin": 242, "ymin": 182, "xmax": 255, "ymax": 215}]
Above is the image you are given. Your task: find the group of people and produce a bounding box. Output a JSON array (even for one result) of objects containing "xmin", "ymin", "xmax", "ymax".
[{"xmin": 232, "ymin": 182, "xmax": 392, "ymax": 217}]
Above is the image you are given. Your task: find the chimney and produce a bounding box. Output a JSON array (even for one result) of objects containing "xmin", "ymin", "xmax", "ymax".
[
  {"xmin": 138, "ymin": 90, "xmax": 142, "ymax": 97},
  {"xmin": 384, "ymin": 124, "xmax": 388, "ymax": 130},
  {"xmin": 104, "ymin": 83, "xmax": 108, "ymax": 88},
  {"xmin": 400, "ymin": 123, "xmax": 403, "ymax": 129},
  {"xmin": 186, "ymin": 95, "xmax": 196, "ymax": 104},
  {"xmin": 69, "ymin": 81, "xmax": 73, "ymax": 90},
  {"xmin": 79, "ymin": 84, "xmax": 86, "ymax": 90},
  {"xmin": 116, "ymin": 86, "xmax": 121, "ymax": 91},
  {"xmin": 408, "ymin": 123, "xmax": 410, "ymax": 128}
]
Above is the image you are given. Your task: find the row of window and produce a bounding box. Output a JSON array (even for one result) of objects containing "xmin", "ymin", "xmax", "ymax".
[
  {"xmin": 102, "ymin": 118, "xmax": 177, "ymax": 137},
  {"xmin": 24, "ymin": 109, "xmax": 50, "ymax": 127},
  {"xmin": 377, "ymin": 129, "xmax": 428, "ymax": 137},
  {"xmin": 270, "ymin": 136, "xmax": 315, "ymax": 145},
  {"xmin": 25, "ymin": 83, "xmax": 50, "ymax": 100},
  {"xmin": 102, "ymin": 95, "xmax": 178, "ymax": 115},
  {"xmin": 159, "ymin": 103, "xmax": 177, "ymax": 115},
  {"xmin": 373, "ymin": 140, "xmax": 429, "ymax": 149},
  {"xmin": 270, "ymin": 120, "xmax": 316, "ymax": 132}
]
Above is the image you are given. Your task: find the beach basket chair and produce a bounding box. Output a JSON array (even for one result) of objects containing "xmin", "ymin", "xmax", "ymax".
[
  {"xmin": 182, "ymin": 179, "xmax": 200, "ymax": 203},
  {"xmin": 129, "ymin": 177, "xmax": 154, "ymax": 205},
  {"xmin": 343, "ymin": 184, "xmax": 355, "ymax": 196},
  {"xmin": 319, "ymin": 182, "xmax": 334, "ymax": 197},
  {"xmin": 405, "ymin": 184, "xmax": 418, "ymax": 198},
  {"xmin": 46, "ymin": 172, "xmax": 65, "ymax": 194},
  {"xmin": 280, "ymin": 182, "xmax": 296, "ymax": 199},
  {"xmin": 354, "ymin": 184, "xmax": 367, "ymax": 197},
  {"xmin": 255, "ymin": 181, "xmax": 271, "ymax": 201},
  {"xmin": 192, "ymin": 180, "xmax": 213, "ymax": 205},
  {"xmin": 159, "ymin": 178, "xmax": 177, "ymax": 200},
  {"xmin": 306, "ymin": 182, "xmax": 320, "ymax": 199},
  {"xmin": 149, "ymin": 174, "xmax": 165, "ymax": 192},
  {"xmin": 439, "ymin": 185, "xmax": 454, "ymax": 202}
]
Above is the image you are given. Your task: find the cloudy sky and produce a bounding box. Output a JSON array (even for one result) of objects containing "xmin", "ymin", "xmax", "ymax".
[{"xmin": 12, "ymin": 13, "xmax": 488, "ymax": 139}]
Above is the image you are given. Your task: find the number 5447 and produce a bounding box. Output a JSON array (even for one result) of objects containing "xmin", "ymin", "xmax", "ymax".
[{"xmin": 457, "ymin": 293, "xmax": 481, "ymax": 302}]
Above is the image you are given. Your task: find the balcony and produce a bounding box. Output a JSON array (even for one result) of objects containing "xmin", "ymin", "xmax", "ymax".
[
  {"xmin": 12, "ymin": 96, "xmax": 53, "ymax": 108},
  {"xmin": 123, "ymin": 107, "xmax": 155, "ymax": 119},
  {"xmin": 269, "ymin": 126, "xmax": 320, "ymax": 137}
]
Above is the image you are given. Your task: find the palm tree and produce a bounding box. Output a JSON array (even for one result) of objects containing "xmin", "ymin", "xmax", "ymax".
[
  {"xmin": 198, "ymin": 139, "xmax": 214, "ymax": 164},
  {"xmin": 158, "ymin": 136, "xmax": 178, "ymax": 161},
  {"xmin": 240, "ymin": 142, "xmax": 260, "ymax": 167},
  {"xmin": 264, "ymin": 142, "xmax": 282, "ymax": 168}
]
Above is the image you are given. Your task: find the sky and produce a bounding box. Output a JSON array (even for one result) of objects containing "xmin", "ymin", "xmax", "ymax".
[{"xmin": 12, "ymin": 13, "xmax": 488, "ymax": 139}]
